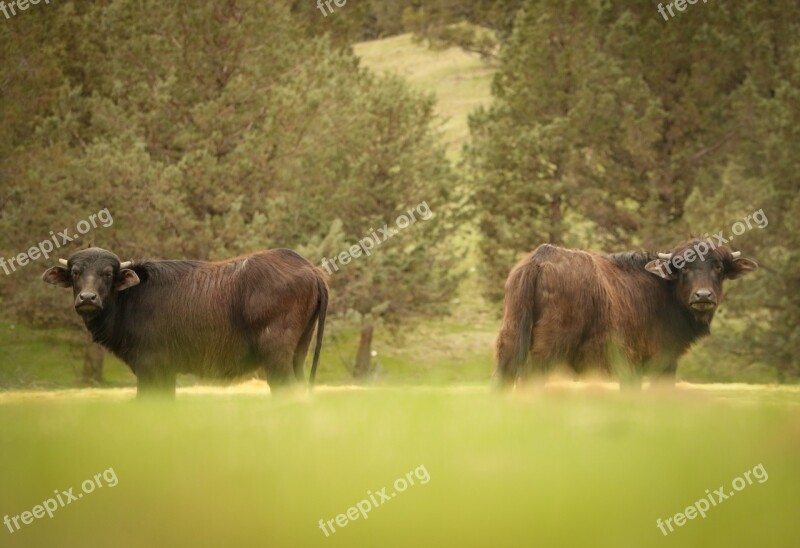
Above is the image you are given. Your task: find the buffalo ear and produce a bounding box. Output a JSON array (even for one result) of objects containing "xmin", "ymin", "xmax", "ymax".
[
  {"xmin": 114, "ymin": 269, "xmax": 140, "ymax": 291},
  {"xmin": 645, "ymin": 259, "xmax": 677, "ymax": 280},
  {"xmin": 42, "ymin": 266, "xmax": 72, "ymax": 288},
  {"xmin": 726, "ymin": 257, "xmax": 758, "ymax": 280}
]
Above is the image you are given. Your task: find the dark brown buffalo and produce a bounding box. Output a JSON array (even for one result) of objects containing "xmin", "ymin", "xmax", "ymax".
[
  {"xmin": 43, "ymin": 247, "xmax": 328, "ymax": 397},
  {"xmin": 495, "ymin": 238, "xmax": 758, "ymax": 387}
]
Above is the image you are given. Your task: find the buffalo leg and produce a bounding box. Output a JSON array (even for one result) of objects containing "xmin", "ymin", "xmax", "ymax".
[
  {"xmin": 135, "ymin": 369, "xmax": 177, "ymax": 399},
  {"xmin": 650, "ymin": 360, "xmax": 678, "ymax": 388},
  {"xmin": 603, "ymin": 340, "xmax": 643, "ymax": 391},
  {"xmin": 618, "ymin": 373, "xmax": 643, "ymax": 391},
  {"xmin": 494, "ymin": 329, "xmax": 523, "ymax": 389},
  {"xmin": 492, "ymin": 367, "xmax": 517, "ymax": 389},
  {"xmin": 261, "ymin": 344, "xmax": 296, "ymax": 394},
  {"xmin": 518, "ymin": 359, "xmax": 549, "ymax": 387},
  {"xmin": 257, "ymin": 315, "xmax": 304, "ymax": 392},
  {"xmin": 615, "ymin": 361, "xmax": 643, "ymax": 391},
  {"xmin": 492, "ymin": 358, "xmax": 519, "ymax": 389},
  {"xmin": 292, "ymin": 315, "xmax": 318, "ymax": 382},
  {"xmin": 264, "ymin": 362, "xmax": 295, "ymax": 393}
]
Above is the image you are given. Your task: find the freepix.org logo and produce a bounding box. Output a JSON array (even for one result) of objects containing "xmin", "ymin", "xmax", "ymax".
[
  {"xmin": 4, "ymin": 467, "xmax": 119, "ymax": 535},
  {"xmin": 0, "ymin": 208, "xmax": 114, "ymax": 276},
  {"xmin": 318, "ymin": 465, "xmax": 431, "ymax": 537},
  {"xmin": 0, "ymin": 0, "xmax": 52, "ymax": 21},
  {"xmin": 656, "ymin": 463, "xmax": 768, "ymax": 536}
]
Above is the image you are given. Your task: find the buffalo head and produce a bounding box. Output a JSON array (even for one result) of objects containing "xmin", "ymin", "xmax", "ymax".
[
  {"xmin": 645, "ymin": 238, "xmax": 758, "ymax": 323},
  {"xmin": 42, "ymin": 248, "xmax": 139, "ymax": 316}
]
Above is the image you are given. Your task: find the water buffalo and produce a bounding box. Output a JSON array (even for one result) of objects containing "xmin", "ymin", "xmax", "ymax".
[
  {"xmin": 495, "ymin": 238, "xmax": 758, "ymax": 387},
  {"xmin": 43, "ymin": 247, "xmax": 328, "ymax": 397}
]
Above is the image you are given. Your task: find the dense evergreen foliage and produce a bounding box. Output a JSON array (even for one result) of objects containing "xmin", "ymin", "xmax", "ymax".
[{"xmin": 0, "ymin": 1, "xmax": 462, "ymax": 371}]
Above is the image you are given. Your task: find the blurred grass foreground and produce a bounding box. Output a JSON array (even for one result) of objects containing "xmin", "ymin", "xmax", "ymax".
[{"xmin": 1, "ymin": 384, "xmax": 798, "ymax": 547}]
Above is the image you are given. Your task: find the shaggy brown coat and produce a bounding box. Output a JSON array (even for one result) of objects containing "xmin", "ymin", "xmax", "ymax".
[{"xmin": 495, "ymin": 239, "xmax": 757, "ymax": 386}]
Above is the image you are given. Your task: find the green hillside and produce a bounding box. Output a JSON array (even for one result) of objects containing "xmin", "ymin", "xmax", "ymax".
[{"xmin": 354, "ymin": 34, "xmax": 494, "ymax": 157}]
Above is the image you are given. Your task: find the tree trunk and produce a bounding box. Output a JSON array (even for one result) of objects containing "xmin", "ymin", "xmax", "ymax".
[
  {"xmin": 82, "ymin": 339, "xmax": 104, "ymax": 384},
  {"xmin": 548, "ymin": 195, "xmax": 563, "ymax": 244},
  {"xmin": 353, "ymin": 323, "xmax": 374, "ymax": 378}
]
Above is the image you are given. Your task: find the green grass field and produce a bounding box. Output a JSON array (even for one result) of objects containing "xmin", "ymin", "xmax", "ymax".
[{"xmin": 1, "ymin": 386, "xmax": 798, "ymax": 547}]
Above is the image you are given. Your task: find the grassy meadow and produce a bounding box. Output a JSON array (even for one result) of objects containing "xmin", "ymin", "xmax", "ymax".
[{"xmin": 1, "ymin": 386, "xmax": 799, "ymax": 547}]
